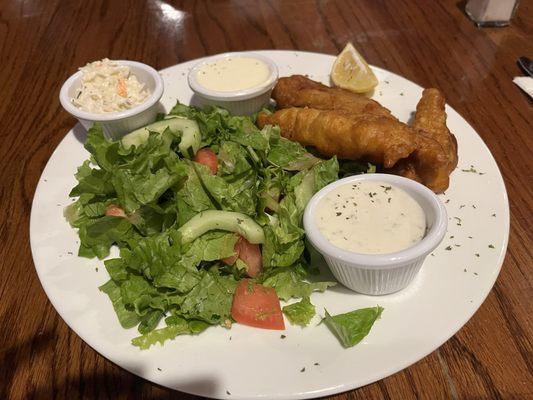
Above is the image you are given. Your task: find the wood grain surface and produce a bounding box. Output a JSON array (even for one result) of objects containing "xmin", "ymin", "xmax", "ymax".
[{"xmin": 1, "ymin": 0, "xmax": 532, "ymax": 399}]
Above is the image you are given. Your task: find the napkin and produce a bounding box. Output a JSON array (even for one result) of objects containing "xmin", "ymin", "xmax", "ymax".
[{"xmin": 513, "ymin": 77, "xmax": 533, "ymax": 99}]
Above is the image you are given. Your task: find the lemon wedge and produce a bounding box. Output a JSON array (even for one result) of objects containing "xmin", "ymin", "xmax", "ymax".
[{"xmin": 331, "ymin": 42, "xmax": 378, "ymax": 93}]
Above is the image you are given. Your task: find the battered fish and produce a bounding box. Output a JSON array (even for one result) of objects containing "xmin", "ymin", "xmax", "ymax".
[
  {"xmin": 388, "ymin": 133, "xmax": 451, "ymax": 193},
  {"xmin": 413, "ymin": 88, "xmax": 458, "ymax": 170},
  {"xmin": 272, "ymin": 75, "xmax": 393, "ymax": 118},
  {"xmin": 262, "ymin": 75, "xmax": 458, "ymax": 193},
  {"xmin": 257, "ymin": 108, "xmax": 417, "ymax": 168},
  {"xmin": 388, "ymin": 88, "xmax": 458, "ymax": 193}
]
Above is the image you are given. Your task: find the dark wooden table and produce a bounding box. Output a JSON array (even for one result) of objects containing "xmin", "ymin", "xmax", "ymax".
[{"xmin": 1, "ymin": 1, "xmax": 532, "ymax": 399}]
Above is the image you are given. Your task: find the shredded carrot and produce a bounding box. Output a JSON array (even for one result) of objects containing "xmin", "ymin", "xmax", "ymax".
[{"xmin": 117, "ymin": 78, "xmax": 127, "ymax": 97}]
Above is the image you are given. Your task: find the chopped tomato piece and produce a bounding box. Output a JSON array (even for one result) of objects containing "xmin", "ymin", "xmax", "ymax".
[
  {"xmin": 194, "ymin": 148, "xmax": 218, "ymax": 175},
  {"xmin": 235, "ymin": 237, "xmax": 262, "ymax": 278},
  {"xmin": 231, "ymin": 280, "xmax": 285, "ymax": 330},
  {"xmin": 105, "ymin": 204, "xmax": 127, "ymax": 218},
  {"xmin": 221, "ymin": 236, "xmax": 263, "ymax": 278},
  {"xmin": 221, "ymin": 253, "xmax": 238, "ymax": 267}
]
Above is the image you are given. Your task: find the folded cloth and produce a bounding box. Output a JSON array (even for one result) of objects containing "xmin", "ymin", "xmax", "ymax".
[{"xmin": 513, "ymin": 77, "xmax": 533, "ymax": 99}]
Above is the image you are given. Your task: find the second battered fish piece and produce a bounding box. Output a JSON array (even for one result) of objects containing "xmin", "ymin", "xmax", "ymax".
[
  {"xmin": 389, "ymin": 134, "xmax": 451, "ymax": 193},
  {"xmin": 272, "ymin": 75, "xmax": 392, "ymax": 118},
  {"xmin": 413, "ymin": 88, "xmax": 458, "ymax": 170},
  {"xmin": 389, "ymin": 88, "xmax": 458, "ymax": 193},
  {"xmin": 257, "ymin": 108, "xmax": 417, "ymax": 168}
]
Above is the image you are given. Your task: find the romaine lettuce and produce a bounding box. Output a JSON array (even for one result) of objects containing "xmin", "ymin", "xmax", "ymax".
[
  {"xmin": 67, "ymin": 103, "xmax": 364, "ymax": 348},
  {"xmin": 323, "ymin": 306, "xmax": 384, "ymax": 348}
]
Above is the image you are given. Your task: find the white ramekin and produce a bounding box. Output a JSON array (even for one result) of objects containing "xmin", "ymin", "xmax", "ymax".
[
  {"xmin": 59, "ymin": 60, "xmax": 164, "ymax": 140},
  {"xmin": 187, "ymin": 52, "xmax": 278, "ymax": 115},
  {"xmin": 304, "ymin": 174, "xmax": 447, "ymax": 295}
]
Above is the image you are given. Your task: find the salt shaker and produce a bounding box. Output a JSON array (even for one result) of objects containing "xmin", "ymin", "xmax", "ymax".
[{"xmin": 465, "ymin": 0, "xmax": 520, "ymax": 27}]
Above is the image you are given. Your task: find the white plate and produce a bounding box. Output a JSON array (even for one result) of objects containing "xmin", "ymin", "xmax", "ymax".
[{"xmin": 30, "ymin": 51, "xmax": 509, "ymax": 399}]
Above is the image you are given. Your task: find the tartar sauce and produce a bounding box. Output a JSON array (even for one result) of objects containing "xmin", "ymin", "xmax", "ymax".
[
  {"xmin": 196, "ymin": 57, "xmax": 270, "ymax": 92},
  {"xmin": 72, "ymin": 58, "xmax": 150, "ymax": 113},
  {"xmin": 315, "ymin": 181, "xmax": 426, "ymax": 254}
]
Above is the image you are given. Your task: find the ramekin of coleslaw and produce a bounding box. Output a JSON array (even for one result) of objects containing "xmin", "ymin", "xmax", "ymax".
[{"xmin": 59, "ymin": 59, "xmax": 163, "ymax": 140}]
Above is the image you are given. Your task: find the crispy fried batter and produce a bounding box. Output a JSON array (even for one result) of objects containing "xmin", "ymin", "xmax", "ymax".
[
  {"xmin": 272, "ymin": 75, "xmax": 393, "ymax": 118},
  {"xmin": 388, "ymin": 88, "xmax": 458, "ymax": 193},
  {"xmin": 263, "ymin": 76, "xmax": 458, "ymax": 193},
  {"xmin": 388, "ymin": 133, "xmax": 451, "ymax": 192},
  {"xmin": 257, "ymin": 108, "xmax": 417, "ymax": 168},
  {"xmin": 413, "ymin": 88, "xmax": 458, "ymax": 170}
]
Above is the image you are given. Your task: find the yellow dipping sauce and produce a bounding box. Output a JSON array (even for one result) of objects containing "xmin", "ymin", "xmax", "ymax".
[{"xmin": 196, "ymin": 57, "xmax": 270, "ymax": 92}]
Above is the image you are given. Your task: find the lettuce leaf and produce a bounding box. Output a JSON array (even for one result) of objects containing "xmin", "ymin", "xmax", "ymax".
[
  {"xmin": 131, "ymin": 317, "xmax": 190, "ymax": 350},
  {"xmin": 78, "ymin": 216, "xmax": 133, "ymax": 259},
  {"xmin": 131, "ymin": 317, "xmax": 210, "ymax": 349},
  {"xmin": 179, "ymin": 231, "xmax": 239, "ymax": 271},
  {"xmin": 69, "ymin": 104, "xmax": 345, "ymax": 348},
  {"xmin": 99, "ymin": 279, "xmax": 140, "ymax": 329},
  {"xmin": 261, "ymin": 265, "xmax": 335, "ymax": 301},
  {"xmin": 193, "ymin": 162, "xmax": 258, "ymax": 216},
  {"xmin": 262, "ymin": 158, "xmax": 338, "ymax": 268},
  {"xmin": 282, "ymin": 297, "xmax": 316, "ymax": 327},
  {"xmin": 268, "ymin": 135, "xmax": 320, "ymax": 171},
  {"xmin": 323, "ymin": 306, "xmax": 384, "ymax": 348},
  {"xmin": 178, "ymin": 269, "xmax": 238, "ymax": 325}
]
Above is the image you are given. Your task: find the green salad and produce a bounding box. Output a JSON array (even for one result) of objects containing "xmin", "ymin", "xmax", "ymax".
[{"xmin": 66, "ymin": 103, "xmax": 381, "ymax": 349}]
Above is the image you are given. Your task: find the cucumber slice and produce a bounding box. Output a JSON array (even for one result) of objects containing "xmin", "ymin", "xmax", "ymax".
[
  {"xmin": 178, "ymin": 210, "xmax": 265, "ymax": 244},
  {"xmin": 121, "ymin": 117, "xmax": 201, "ymax": 157},
  {"xmin": 121, "ymin": 128, "xmax": 150, "ymax": 149},
  {"xmin": 175, "ymin": 119, "xmax": 201, "ymax": 158}
]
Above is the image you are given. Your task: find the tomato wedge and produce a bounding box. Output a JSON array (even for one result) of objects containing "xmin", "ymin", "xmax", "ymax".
[
  {"xmin": 105, "ymin": 204, "xmax": 127, "ymax": 218},
  {"xmin": 194, "ymin": 147, "xmax": 218, "ymax": 175},
  {"xmin": 221, "ymin": 254, "xmax": 238, "ymax": 266},
  {"xmin": 231, "ymin": 280, "xmax": 285, "ymax": 330},
  {"xmin": 222, "ymin": 236, "xmax": 263, "ymax": 278}
]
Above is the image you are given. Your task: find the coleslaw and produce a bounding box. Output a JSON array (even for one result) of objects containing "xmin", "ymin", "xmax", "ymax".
[{"xmin": 72, "ymin": 58, "xmax": 150, "ymax": 113}]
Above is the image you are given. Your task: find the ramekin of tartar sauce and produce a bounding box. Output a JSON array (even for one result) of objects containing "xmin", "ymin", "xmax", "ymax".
[
  {"xmin": 304, "ymin": 174, "xmax": 447, "ymax": 295},
  {"xmin": 188, "ymin": 52, "xmax": 278, "ymax": 115},
  {"xmin": 60, "ymin": 59, "xmax": 163, "ymax": 139}
]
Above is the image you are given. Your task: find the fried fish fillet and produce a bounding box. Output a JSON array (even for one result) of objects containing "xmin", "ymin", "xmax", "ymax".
[
  {"xmin": 388, "ymin": 133, "xmax": 451, "ymax": 193},
  {"xmin": 257, "ymin": 108, "xmax": 417, "ymax": 168},
  {"xmin": 388, "ymin": 88, "xmax": 458, "ymax": 193},
  {"xmin": 413, "ymin": 88, "xmax": 458, "ymax": 170},
  {"xmin": 272, "ymin": 75, "xmax": 393, "ymax": 118},
  {"xmin": 263, "ymin": 75, "xmax": 457, "ymax": 193}
]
